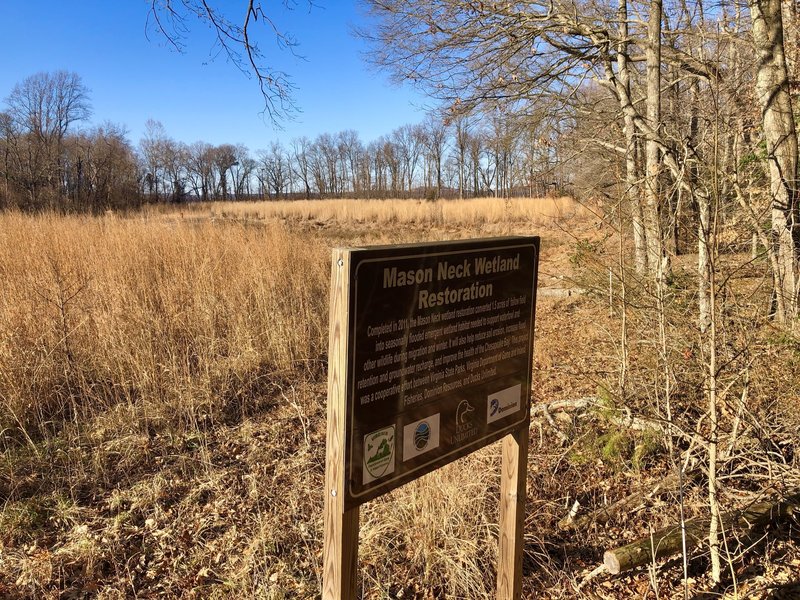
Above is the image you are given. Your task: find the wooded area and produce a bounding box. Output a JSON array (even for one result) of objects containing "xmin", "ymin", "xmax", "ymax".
[{"xmin": 361, "ymin": 0, "xmax": 800, "ymax": 587}]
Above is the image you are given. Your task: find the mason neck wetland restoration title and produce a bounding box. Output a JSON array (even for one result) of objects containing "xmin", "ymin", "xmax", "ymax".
[{"xmin": 381, "ymin": 252, "xmax": 521, "ymax": 309}]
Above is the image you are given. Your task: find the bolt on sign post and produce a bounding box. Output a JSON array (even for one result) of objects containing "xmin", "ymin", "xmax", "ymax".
[{"xmin": 323, "ymin": 237, "xmax": 539, "ymax": 599}]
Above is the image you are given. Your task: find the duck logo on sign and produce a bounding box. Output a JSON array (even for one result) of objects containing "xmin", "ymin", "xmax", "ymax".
[
  {"xmin": 456, "ymin": 400, "xmax": 476, "ymax": 432},
  {"xmin": 451, "ymin": 400, "xmax": 479, "ymax": 445}
]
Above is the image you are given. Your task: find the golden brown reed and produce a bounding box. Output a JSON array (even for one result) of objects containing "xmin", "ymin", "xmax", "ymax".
[
  {"xmin": 0, "ymin": 211, "xmax": 329, "ymax": 442},
  {"xmin": 145, "ymin": 195, "xmax": 588, "ymax": 227}
]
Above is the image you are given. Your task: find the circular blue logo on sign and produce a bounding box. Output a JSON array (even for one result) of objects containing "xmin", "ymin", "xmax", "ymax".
[{"xmin": 414, "ymin": 421, "xmax": 431, "ymax": 450}]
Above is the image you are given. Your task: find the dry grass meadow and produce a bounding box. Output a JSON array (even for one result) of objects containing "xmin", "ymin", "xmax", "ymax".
[
  {"xmin": 1, "ymin": 197, "xmax": 798, "ymax": 599},
  {"xmin": 143, "ymin": 196, "xmax": 583, "ymax": 229}
]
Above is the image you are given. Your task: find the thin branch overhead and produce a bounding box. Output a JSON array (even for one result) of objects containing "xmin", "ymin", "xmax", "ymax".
[{"xmin": 147, "ymin": 0, "xmax": 306, "ymax": 125}]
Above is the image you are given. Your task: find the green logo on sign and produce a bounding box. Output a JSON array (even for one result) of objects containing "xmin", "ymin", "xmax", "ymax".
[{"xmin": 363, "ymin": 426, "xmax": 395, "ymax": 482}]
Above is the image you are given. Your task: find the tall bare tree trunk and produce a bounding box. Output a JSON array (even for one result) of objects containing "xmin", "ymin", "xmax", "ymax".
[
  {"xmin": 618, "ymin": 0, "xmax": 648, "ymax": 276},
  {"xmin": 749, "ymin": 0, "xmax": 800, "ymax": 324},
  {"xmin": 699, "ymin": 125, "xmax": 721, "ymax": 582},
  {"xmin": 644, "ymin": 0, "xmax": 665, "ymax": 285},
  {"xmin": 706, "ymin": 214, "xmax": 721, "ymax": 583},
  {"xmin": 694, "ymin": 42, "xmax": 710, "ymax": 333}
]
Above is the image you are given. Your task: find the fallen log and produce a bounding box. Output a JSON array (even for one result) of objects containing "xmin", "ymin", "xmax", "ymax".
[
  {"xmin": 530, "ymin": 397, "xmax": 665, "ymax": 434},
  {"xmin": 559, "ymin": 470, "xmax": 689, "ymax": 531},
  {"xmin": 603, "ymin": 491, "xmax": 800, "ymax": 574},
  {"xmin": 530, "ymin": 396, "xmax": 596, "ymax": 416}
]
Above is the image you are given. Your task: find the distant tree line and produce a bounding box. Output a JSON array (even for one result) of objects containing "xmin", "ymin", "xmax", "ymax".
[
  {"xmin": 0, "ymin": 72, "xmax": 140, "ymax": 213},
  {"xmin": 0, "ymin": 71, "xmax": 571, "ymax": 213}
]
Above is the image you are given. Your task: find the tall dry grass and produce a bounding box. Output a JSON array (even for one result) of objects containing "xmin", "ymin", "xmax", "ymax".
[
  {"xmin": 145, "ymin": 195, "xmax": 590, "ymax": 228},
  {"xmin": 0, "ymin": 212, "xmax": 329, "ymax": 444}
]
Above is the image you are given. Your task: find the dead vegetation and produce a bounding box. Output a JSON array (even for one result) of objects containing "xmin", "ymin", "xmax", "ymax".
[
  {"xmin": 144, "ymin": 196, "xmax": 587, "ymax": 231},
  {"xmin": 1, "ymin": 197, "xmax": 798, "ymax": 598}
]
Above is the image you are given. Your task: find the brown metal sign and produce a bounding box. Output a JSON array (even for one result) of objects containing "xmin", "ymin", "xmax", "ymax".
[{"xmin": 342, "ymin": 237, "xmax": 539, "ymax": 509}]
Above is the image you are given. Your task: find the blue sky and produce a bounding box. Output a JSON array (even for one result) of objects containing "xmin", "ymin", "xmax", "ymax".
[{"xmin": 0, "ymin": 1, "xmax": 430, "ymax": 151}]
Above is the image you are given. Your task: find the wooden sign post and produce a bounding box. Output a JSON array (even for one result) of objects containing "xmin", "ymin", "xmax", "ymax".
[
  {"xmin": 323, "ymin": 249, "xmax": 359, "ymax": 599},
  {"xmin": 323, "ymin": 238, "xmax": 539, "ymax": 599}
]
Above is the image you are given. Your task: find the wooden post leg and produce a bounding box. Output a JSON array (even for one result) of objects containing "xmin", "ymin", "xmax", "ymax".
[
  {"xmin": 322, "ymin": 497, "xmax": 359, "ymax": 600},
  {"xmin": 497, "ymin": 427, "xmax": 529, "ymax": 600},
  {"xmin": 323, "ymin": 248, "xmax": 359, "ymax": 599},
  {"xmin": 321, "ymin": 386, "xmax": 359, "ymax": 599}
]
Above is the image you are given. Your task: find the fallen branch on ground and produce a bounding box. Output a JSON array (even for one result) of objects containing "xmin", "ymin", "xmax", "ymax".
[
  {"xmin": 559, "ymin": 468, "xmax": 695, "ymax": 531},
  {"xmin": 603, "ymin": 490, "xmax": 800, "ymax": 574},
  {"xmin": 530, "ymin": 396, "xmax": 665, "ymax": 442}
]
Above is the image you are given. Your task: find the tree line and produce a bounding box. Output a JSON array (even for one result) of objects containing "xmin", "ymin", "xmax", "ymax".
[{"xmin": 0, "ymin": 71, "xmax": 571, "ymax": 213}]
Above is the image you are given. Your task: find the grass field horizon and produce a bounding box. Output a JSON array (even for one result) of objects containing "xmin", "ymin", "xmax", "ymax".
[{"xmin": 144, "ymin": 195, "xmax": 590, "ymax": 226}]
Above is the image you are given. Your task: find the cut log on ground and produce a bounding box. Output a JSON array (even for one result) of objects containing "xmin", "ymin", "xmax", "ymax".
[
  {"xmin": 559, "ymin": 470, "xmax": 689, "ymax": 531},
  {"xmin": 603, "ymin": 491, "xmax": 800, "ymax": 574}
]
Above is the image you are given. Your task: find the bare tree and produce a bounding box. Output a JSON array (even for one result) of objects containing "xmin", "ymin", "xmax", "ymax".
[
  {"xmin": 315, "ymin": 133, "xmax": 340, "ymax": 197},
  {"xmin": 147, "ymin": 1, "xmax": 309, "ymax": 123},
  {"xmin": 451, "ymin": 116, "xmax": 471, "ymax": 199},
  {"xmin": 487, "ymin": 112, "xmax": 520, "ymax": 198},
  {"xmin": 644, "ymin": 0, "xmax": 667, "ymax": 284},
  {"xmin": 139, "ymin": 119, "xmax": 169, "ymax": 201},
  {"xmin": 381, "ymin": 136, "xmax": 400, "ymax": 197},
  {"xmin": 748, "ymin": 0, "xmax": 800, "ymax": 324},
  {"xmin": 64, "ymin": 123, "xmax": 139, "ymax": 212},
  {"xmin": 162, "ymin": 139, "xmax": 189, "ymax": 202},
  {"xmin": 422, "ymin": 115, "xmax": 447, "ymax": 199},
  {"xmin": 258, "ymin": 142, "xmax": 289, "ymax": 199},
  {"xmin": 617, "ymin": 0, "xmax": 647, "ymax": 276},
  {"xmin": 186, "ymin": 141, "xmax": 216, "ymax": 201},
  {"xmin": 5, "ymin": 71, "xmax": 91, "ymax": 149},
  {"xmin": 468, "ymin": 130, "xmax": 485, "ymax": 197},
  {"xmin": 229, "ymin": 144, "xmax": 254, "ymax": 199},
  {"xmin": 337, "ymin": 130, "xmax": 364, "ymax": 196},
  {"xmin": 210, "ymin": 143, "xmax": 239, "ymax": 200},
  {"xmin": 290, "ymin": 136, "xmax": 313, "ymax": 199},
  {"xmin": 367, "ymin": 139, "xmax": 385, "ymax": 198},
  {"xmin": 4, "ymin": 71, "xmax": 91, "ymax": 206},
  {"xmin": 392, "ymin": 124, "xmax": 424, "ymax": 195}
]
